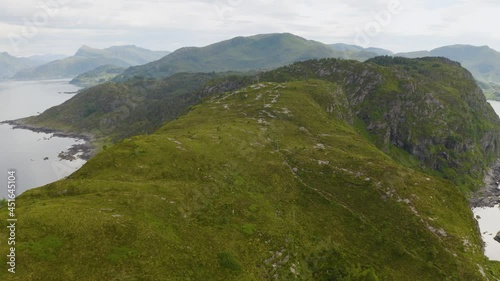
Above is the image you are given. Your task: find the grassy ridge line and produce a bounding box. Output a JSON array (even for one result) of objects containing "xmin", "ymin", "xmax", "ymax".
[
  {"xmin": 0, "ymin": 80, "xmax": 496, "ymax": 280},
  {"xmin": 22, "ymin": 73, "xmax": 253, "ymax": 142}
]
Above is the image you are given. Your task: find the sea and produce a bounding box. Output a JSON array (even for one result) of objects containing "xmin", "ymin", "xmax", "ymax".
[{"xmin": 0, "ymin": 79, "xmax": 86, "ymax": 199}]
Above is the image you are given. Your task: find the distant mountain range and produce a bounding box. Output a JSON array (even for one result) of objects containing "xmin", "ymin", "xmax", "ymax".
[
  {"xmin": 27, "ymin": 54, "xmax": 67, "ymax": 65},
  {"xmin": 13, "ymin": 45, "xmax": 169, "ymax": 80},
  {"xmin": 4, "ymin": 33, "xmax": 500, "ymax": 100},
  {"xmin": 112, "ymin": 34, "xmax": 500, "ymax": 101},
  {"xmin": 0, "ymin": 52, "xmax": 41, "ymax": 80}
]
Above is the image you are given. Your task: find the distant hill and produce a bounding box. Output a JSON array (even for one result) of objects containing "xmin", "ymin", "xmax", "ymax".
[
  {"xmin": 115, "ymin": 33, "xmax": 350, "ymax": 81},
  {"xmin": 13, "ymin": 45, "xmax": 169, "ymax": 80},
  {"xmin": 70, "ymin": 65, "xmax": 127, "ymax": 87},
  {"xmin": 397, "ymin": 45, "xmax": 500, "ymax": 99},
  {"xmin": 329, "ymin": 43, "xmax": 393, "ymax": 56},
  {"xmin": 0, "ymin": 52, "xmax": 40, "ymax": 79}
]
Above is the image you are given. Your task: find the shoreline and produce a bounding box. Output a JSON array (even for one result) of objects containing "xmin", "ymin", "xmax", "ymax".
[
  {"xmin": 470, "ymin": 159, "xmax": 500, "ymax": 208},
  {"xmin": 0, "ymin": 119, "xmax": 97, "ymax": 161}
]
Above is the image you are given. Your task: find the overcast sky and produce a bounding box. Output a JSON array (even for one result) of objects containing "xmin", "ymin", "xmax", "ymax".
[{"xmin": 0, "ymin": 0, "xmax": 499, "ymax": 56}]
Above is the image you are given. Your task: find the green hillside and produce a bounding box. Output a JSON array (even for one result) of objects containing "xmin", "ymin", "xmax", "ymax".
[
  {"xmin": 4, "ymin": 56, "xmax": 500, "ymax": 280},
  {"xmin": 115, "ymin": 33, "xmax": 353, "ymax": 81},
  {"xmin": 2, "ymin": 79, "xmax": 499, "ymax": 280},
  {"xmin": 21, "ymin": 72, "xmax": 249, "ymax": 141},
  {"xmin": 13, "ymin": 45, "xmax": 169, "ymax": 80}
]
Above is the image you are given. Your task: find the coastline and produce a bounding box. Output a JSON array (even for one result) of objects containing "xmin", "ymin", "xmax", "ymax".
[
  {"xmin": 1, "ymin": 119, "xmax": 96, "ymax": 161},
  {"xmin": 470, "ymin": 159, "xmax": 500, "ymax": 208}
]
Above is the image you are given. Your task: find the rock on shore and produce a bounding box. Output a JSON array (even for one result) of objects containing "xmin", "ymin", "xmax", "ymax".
[{"xmin": 1, "ymin": 119, "xmax": 96, "ymax": 161}]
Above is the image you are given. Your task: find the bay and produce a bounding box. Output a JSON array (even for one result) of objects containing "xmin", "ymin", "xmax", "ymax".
[{"xmin": 0, "ymin": 79, "xmax": 85, "ymax": 199}]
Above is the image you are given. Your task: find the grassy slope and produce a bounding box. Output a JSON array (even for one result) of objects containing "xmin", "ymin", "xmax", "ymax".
[
  {"xmin": 1, "ymin": 80, "xmax": 498, "ymax": 280},
  {"xmin": 22, "ymin": 72, "xmax": 249, "ymax": 141}
]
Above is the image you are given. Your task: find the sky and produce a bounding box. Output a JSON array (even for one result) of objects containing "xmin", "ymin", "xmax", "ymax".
[{"xmin": 0, "ymin": 0, "xmax": 499, "ymax": 56}]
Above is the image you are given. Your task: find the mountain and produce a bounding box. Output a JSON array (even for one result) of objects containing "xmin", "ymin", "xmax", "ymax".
[
  {"xmin": 70, "ymin": 65, "xmax": 127, "ymax": 87},
  {"xmin": 13, "ymin": 45, "xmax": 169, "ymax": 80},
  {"xmin": 397, "ymin": 45, "xmax": 500, "ymax": 99},
  {"xmin": 115, "ymin": 33, "xmax": 351, "ymax": 81},
  {"xmin": 0, "ymin": 52, "xmax": 40, "ymax": 79},
  {"xmin": 2, "ymin": 57, "xmax": 500, "ymax": 280}
]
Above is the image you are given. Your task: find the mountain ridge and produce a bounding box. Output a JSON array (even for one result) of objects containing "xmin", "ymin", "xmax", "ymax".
[{"xmin": 22, "ymin": 57, "xmax": 500, "ymax": 192}]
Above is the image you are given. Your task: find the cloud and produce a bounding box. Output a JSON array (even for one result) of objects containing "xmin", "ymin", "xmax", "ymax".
[{"xmin": 0, "ymin": 0, "xmax": 499, "ymax": 55}]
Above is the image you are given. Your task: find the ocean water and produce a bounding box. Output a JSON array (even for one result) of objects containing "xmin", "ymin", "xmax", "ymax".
[
  {"xmin": 0, "ymin": 79, "xmax": 85, "ymax": 199},
  {"xmin": 472, "ymin": 100, "xmax": 500, "ymax": 261},
  {"xmin": 473, "ymin": 205, "xmax": 500, "ymax": 261}
]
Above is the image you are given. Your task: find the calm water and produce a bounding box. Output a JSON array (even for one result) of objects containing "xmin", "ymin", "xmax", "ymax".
[
  {"xmin": 0, "ymin": 80, "xmax": 85, "ymax": 199},
  {"xmin": 474, "ymin": 205, "xmax": 500, "ymax": 260},
  {"xmin": 473, "ymin": 100, "xmax": 500, "ymax": 261}
]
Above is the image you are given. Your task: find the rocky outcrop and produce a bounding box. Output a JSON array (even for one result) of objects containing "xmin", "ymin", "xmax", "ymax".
[{"xmin": 471, "ymin": 159, "xmax": 500, "ymax": 207}]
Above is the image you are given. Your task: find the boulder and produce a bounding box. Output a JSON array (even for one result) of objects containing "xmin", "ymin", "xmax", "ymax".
[{"xmin": 495, "ymin": 231, "xmax": 500, "ymax": 244}]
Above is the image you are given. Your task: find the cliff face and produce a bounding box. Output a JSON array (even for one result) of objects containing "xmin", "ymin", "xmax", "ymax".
[{"xmin": 260, "ymin": 57, "xmax": 500, "ymax": 191}]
